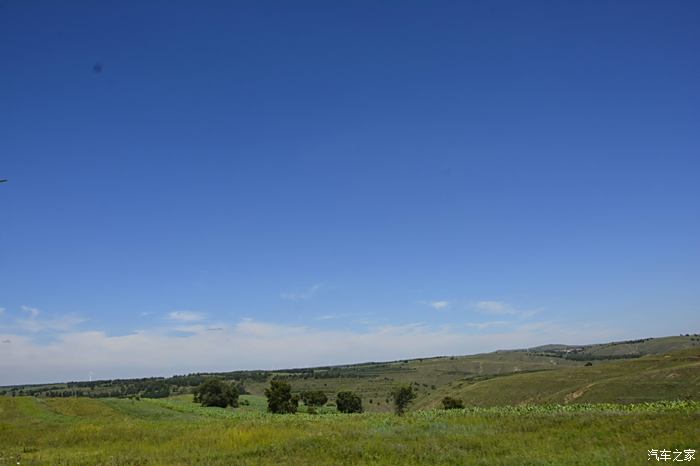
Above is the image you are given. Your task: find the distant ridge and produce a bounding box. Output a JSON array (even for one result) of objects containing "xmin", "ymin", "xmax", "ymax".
[{"xmin": 3, "ymin": 334, "xmax": 699, "ymax": 411}]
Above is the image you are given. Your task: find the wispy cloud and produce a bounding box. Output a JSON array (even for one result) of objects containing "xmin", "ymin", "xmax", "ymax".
[
  {"xmin": 0, "ymin": 318, "xmax": 624, "ymax": 385},
  {"xmin": 473, "ymin": 300, "xmax": 538, "ymax": 318},
  {"xmin": 281, "ymin": 284, "xmax": 321, "ymax": 301},
  {"xmin": 315, "ymin": 314, "xmax": 339, "ymax": 321},
  {"xmin": 167, "ymin": 311, "xmax": 206, "ymax": 322},
  {"xmin": 21, "ymin": 305, "xmax": 40, "ymax": 318},
  {"xmin": 428, "ymin": 300, "xmax": 450, "ymax": 310},
  {"xmin": 464, "ymin": 320, "xmax": 515, "ymax": 330},
  {"xmin": 14, "ymin": 306, "xmax": 85, "ymax": 333}
]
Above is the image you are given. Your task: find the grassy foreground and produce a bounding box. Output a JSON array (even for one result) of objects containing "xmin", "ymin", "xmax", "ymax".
[{"xmin": 1, "ymin": 397, "xmax": 698, "ymax": 465}]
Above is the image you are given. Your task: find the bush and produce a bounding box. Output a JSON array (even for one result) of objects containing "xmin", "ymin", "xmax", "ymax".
[
  {"xmin": 193, "ymin": 378, "xmax": 238, "ymax": 408},
  {"xmin": 141, "ymin": 380, "xmax": 170, "ymax": 399},
  {"xmin": 300, "ymin": 390, "xmax": 328, "ymax": 408},
  {"xmin": 336, "ymin": 391, "xmax": 363, "ymax": 413},
  {"xmin": 391, "ymin": 385, "xmax": 416, "ymax": 415},
  {"xmin": 442, "ymin": 396, "xmax": 464, "ymax": 409},
  {"xmin": 264, "ymin": 380, "xmax": 298, "ymax": 414}
]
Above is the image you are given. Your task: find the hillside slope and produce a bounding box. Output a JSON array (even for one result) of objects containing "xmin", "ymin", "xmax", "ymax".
[
  {"xmin": 417, "ymin": 347, "xmax": 700, "ymax": 408},
  {"xmin": 526, "ymin": 335, "xmax": 699, "ymax": 360}
]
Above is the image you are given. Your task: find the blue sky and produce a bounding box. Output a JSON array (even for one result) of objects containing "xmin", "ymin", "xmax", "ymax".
[{"xmin": 1, "ymin": 1, "xmax": 699, "ymax": 384}]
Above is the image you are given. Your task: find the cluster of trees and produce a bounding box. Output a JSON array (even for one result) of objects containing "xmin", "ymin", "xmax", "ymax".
[
  {"xmin": 193, "ymin": 378, "xmax": 239, "ymax": 408},
  {"xmin": 191, "ymin": 379, "xmax": 465, "ymax": 415},
  {"xmin": 262, "ymin": 381, "xmax": 366, "ymax": 414},
  {"xmin": 261, "ymin": 380, "xmax": 419, "ymax": 415},
  {"xmin": 192, "ymin": 377, "xmax": 423, "ymax": 416},
  {"xmin": 300, "ymin": 390, "xmax": 328, "ymax": 413},
  {"xmin": 3, "ymin": 373, "xmax": 252, "ymax": 399}
]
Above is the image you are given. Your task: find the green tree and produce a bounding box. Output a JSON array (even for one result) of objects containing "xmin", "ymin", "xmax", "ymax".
[
  {"xmin": 441, "ymin": 396, "xmax": 464, "ymax": 409},
  {"xmin": 336, "ymin": 391, "xmax": 363, "ymax": 413},
  {"xmin": 391, "ymin": 384, "xmax": 416, "ymax": 415},
  {"xmin": 141, "ymin": 380, "xmax": 170, "ymax": 399},
  {"xmin": 300, "ymin": 390, "xmax": 328, "ymax": 408},
  {"xmin": 193, "ymin": 378, "xmax": 238, "ymax": 408},
  {"xmin": 264, "ymin": 380, "xmax": 298, "ymax": 414}
]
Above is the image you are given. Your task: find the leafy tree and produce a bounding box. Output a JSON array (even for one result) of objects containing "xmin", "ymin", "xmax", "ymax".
[
  {"xmin": 141, "ymin": 380, "xmax": 170, "ymax": 399},
  {"xmin": 193, "ymin": 378, "xmax": 238, "ymax": 408},
  {"xmin": 336, "ymin": 391, "xmax": 363, "ymax": 413},
  {"xmin": 264, "ymin": 380, "xmax": 298, "ymax": 414},
  {"xmin": 300, "ymin": 390, "xmax": 328, "ymax": 408},
  {"xmin": 441, "ymin": 396, "xmax": 464, "ymax": 409},
  {"xmin": 391, "ymin": 384, "xmax": 416, "ymax": 415}
]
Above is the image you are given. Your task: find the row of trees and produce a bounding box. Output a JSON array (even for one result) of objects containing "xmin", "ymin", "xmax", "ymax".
[
  {"xmin": 193, "ymin": 378, "xmax": 430, "ymax": 415},
  {"xmin": 263, "ymin": 380, "xmax": 366, "ymax": 414}
]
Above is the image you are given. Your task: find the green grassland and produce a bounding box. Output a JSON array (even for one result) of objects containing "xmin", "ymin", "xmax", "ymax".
[
  {"xmin": 244, "ymin": 337, "xmax": 700, "ymax": 412},
  {"xmin": 244, "ymin": 350, "xmax": 587, "ymax": 412},
  {"xmin": 417, "ymin": 348, "xmax": 700, "ymax": 408},
  {"xmin": 2, "ymin": 338, "xmax": 699, "ymax": 464},
  {"xmin": 3, "ymin": 335, "xmax": 698, "ymax": 414},
  {"xmin": 527, "ymin": 335, "xmax": 700, "ymax": 360},
  {"xmin": 1, "ymin": 396, "xmax": 698, "ymax": 465}
]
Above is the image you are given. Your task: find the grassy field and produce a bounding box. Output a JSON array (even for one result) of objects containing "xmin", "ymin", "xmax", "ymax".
[
  {"xmin": 243, "ymin": 350, "xmax": 587, "ymax": 412},
  {"xmin": 0, "ymin": 396, "xmax": 698, "ymax": 465},
  {"xmin": 4, "ymin": 335, "xmax": 698, "ymax": 409},
  {"xmin": 418, "ymin": 348, "xmax": 700, "ymax": 408},
  {"xmin": 2, "ymin": 339, "xmax": 698, "ymax": 464}
]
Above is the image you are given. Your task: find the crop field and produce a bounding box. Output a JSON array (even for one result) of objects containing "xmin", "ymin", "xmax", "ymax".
[{"xmin": 1, "ymin": 396, "xmax": 698, "ymax": 465}]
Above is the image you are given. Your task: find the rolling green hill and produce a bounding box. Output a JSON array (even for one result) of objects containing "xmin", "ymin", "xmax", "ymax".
[
  {"xmin": 417, "ymin": 347, "xmax": 700, "ymax": 408},
  {"xmin": 2, "ymin": 334, "xmax": 698, "ymax": 413},
  {"xmin": 242, "ymin": 350, "xmax": 586, "ymax": 411},
  {"xmin": 525, "ymin": 334, "xmax": 700, "ymax": 360}
]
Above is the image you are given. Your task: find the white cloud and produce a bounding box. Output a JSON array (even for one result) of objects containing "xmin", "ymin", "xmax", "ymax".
[
  {"xmin": 13, "ymin": 306, "xmax": 85, "ymax": 333},
  {"xmin": 0, "ymin": 307, "xmax": 5, "ymax": 315},
  {"xmin": 21, "ymin": 305, "xmax": 40, "ymax": 318},
  {"xmin": 15, "ymin": 314, "xmax": 85, "ymax": 333},
  {"xmin": 429, "ymin": 301, "xmax": 450, "ymax": 310},
  {"xmin": 315, "ymin": 314, "xmax": 339, "ymax": 320},
  {"xmin": 464, "ymin": 320, "xmax": 515, "ymax": 330},
  {"xmin": 473, "ymin": 300, "xmax": 539, "ymax": 318},
  {"xmin": 475, "ymin": 300, "xmax": 513, "ymax": 314},
  {"xmin": 167, "ymin": 311, "xmax": 205, "ymax": 322},
  {"xmin": 0, "ymin": 318, "xmax": 624, "ymax": 386},
  {"xmin": 281, "ymin": 284, "xmax": 321, "ymax": 301}
]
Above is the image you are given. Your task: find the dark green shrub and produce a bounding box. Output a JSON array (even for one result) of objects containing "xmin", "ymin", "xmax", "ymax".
[
  {"xmin": 391, "ymin": 385, "xmax": 416, "ymax": 415},
  {"xmin": 300, "ymin": 390, "xmax": 328, "ymax": 408},
  {"xmin": 336, "ymin": 391, "xmax": 363, "ymax": 413},
  {"xmin": 193, "ymin": 378, "xmax": 238, "ymax": 408},
  {"xmin": 264, "ymin": 380, "xmax": 298, "ymax": 414},
  {"xmin": 441, "ymin": 396, "xmax": 464, "ymax": 409}
]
